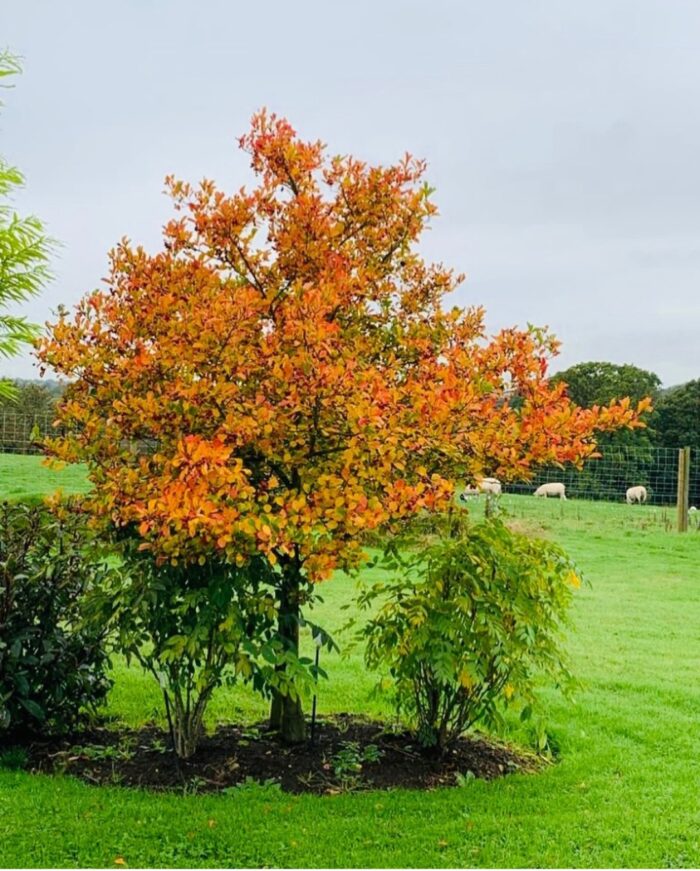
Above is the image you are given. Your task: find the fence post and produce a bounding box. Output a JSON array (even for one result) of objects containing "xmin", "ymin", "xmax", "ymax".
[{"xmin": 677, "ymin": 447, "xmax": 690, "ymax": 532}]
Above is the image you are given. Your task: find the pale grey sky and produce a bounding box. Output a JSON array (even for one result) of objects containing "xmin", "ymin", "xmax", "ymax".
[{"xmin": 2, "ymin": 0, "xmax": 699, "ymax": 385}]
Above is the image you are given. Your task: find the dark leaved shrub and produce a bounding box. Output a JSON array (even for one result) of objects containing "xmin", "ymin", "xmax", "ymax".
[{"xmin": 0, "ymin": 500, "xmax": 113, "ymax": 737}]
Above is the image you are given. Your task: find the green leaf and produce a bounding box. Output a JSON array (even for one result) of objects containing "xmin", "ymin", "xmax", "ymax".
[{"xmin": 19, "ymin": 698, "xmax": 45, "ymax": 721}]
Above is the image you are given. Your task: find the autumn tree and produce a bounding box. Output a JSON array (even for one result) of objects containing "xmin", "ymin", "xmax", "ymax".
[{"xmin": 39, "ymin": 112, "xmax": 646, "ymax": 742}]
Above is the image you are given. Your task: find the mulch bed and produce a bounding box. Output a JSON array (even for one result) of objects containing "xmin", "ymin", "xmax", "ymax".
[{"xmin": 12, "ymin": 715, "xmax": 540, "ymax": 795}]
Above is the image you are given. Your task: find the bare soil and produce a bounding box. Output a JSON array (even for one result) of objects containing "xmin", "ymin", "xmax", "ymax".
[{"xmin": 16, "ymin": 715, "xmax": 539, "ymax": 795}]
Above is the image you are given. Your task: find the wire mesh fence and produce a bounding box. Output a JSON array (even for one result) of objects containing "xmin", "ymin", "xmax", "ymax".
[
  {"xmin": 506, "ymin": 445, "xmax": 699, "ymax": 508},
  {"xmin": 0, "ymin": 413, "xmax": 157, "ymax": 457},
  {"xmin": 0, "ymin": 412, "xmax": 58, "ymax": 455},
  {"xmin": 0, "ymin": 412, "xmax": 698, "ymax": 510}
]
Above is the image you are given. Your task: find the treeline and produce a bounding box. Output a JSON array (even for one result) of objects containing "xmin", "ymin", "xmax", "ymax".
[
  {"xmin": 0, "ymin": 379, "xmax": 62, "ymax": 415},
  {"xmin": 550, "ymin": 362, "xmax": 699, "ymax": 452}
]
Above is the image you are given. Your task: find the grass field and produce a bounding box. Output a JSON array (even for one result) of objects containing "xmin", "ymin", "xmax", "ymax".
[
  {"xmin": 0, "ymin": 453, "xmax": 89, "ymax": 501},
  {"xmin": 1, "ymin": 455, "xmax": 699, "ymax": 868}
]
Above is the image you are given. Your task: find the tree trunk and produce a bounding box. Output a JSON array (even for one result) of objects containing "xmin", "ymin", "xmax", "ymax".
[
  {"xmin": 269, "ymin": 559, "xmax": 307, "ymax": 743},
  {"xmin": 166, "ymin": 684, "xmax": 214, "ymax": 759},
  {"xmin": 270, "ymin": 688, "xmax": 306, "ymax": 744}
]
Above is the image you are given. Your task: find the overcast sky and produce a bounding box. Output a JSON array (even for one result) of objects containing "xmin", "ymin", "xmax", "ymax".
[{"xmin": 2, "ymin": 0, "xmax": 699, "ymax": 386}]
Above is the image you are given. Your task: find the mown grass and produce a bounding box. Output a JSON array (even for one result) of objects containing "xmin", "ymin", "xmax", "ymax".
[
  {"xmin": 0, "ymin": 453, "xmax": 89, "ymax": 501},
  {"xmin": 1, "ymin": 455, "xmax": 699, "ymax": 868}
]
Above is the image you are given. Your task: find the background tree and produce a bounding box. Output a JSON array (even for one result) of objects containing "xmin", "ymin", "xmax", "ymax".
[
  {"xmin": 0, "ymin": 380, "xmax": 59, "ymax": 452},
  {"xmin": 0, "ymin": 380, "xmax": 58, "ymax": 416},
  {"xmin": 39, "ymin": 112, "xmax": 645, "ymax": 742},
  {"xmin": 0, "ymin": 52, "xmax": 53, "ymax": 399},
  {"xmin": 654, "ymin": 379, "xmax": 700, "ymax": 449},
  {"xmin": 654, "ymin": 379, "xmax": 700, "ymax": 506},
  {"xmin": 551, "ymin": 361, "xmax": 660, "ymax": 445}
]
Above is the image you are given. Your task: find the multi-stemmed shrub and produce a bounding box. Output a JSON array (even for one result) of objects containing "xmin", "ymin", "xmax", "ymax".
[
  {"xmin": 358, "ymin": 513, "xmax": 581, "ymax": 756},
  {"xmin": 84, "ymin": 544, "xmax": 289, "ymax": 759},
  {"xmin": 0, "ymin": 500, "xmax": 113, "ymax": 737}
]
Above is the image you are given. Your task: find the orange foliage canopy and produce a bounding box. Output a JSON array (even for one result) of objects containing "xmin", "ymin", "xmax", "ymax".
[{"xmin": 39, "ymin": 112, "xmax": 648, "ymax": 581}]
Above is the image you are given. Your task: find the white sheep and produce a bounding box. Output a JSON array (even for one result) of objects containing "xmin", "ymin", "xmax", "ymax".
[
  {"xmin": 534, "ymin": 482, "xmax": 566, "ymax": 499},
  {"xmin": 626, "ymin": 485, "xmax": 647, "ymax": 504},
  {"xmin": 477, "ymin": 477, "xmax": 502, "ymax": 495},
  {"xmin": 459, "ymin": 486, "xmax": 481, "ymax": 502}
]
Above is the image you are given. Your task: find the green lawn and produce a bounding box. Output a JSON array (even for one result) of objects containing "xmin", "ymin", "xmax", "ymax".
[
  {"xmin": 0, "ymin": 453, "xmax": 89, "ymax": 501},
  {"xmin": 1, "ymin": 455, "xmax": 699, "ymax": 868}
]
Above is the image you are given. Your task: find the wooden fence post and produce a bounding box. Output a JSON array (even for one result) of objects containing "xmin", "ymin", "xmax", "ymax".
[{"xmin": 677, "ymin": 447, "xmax": 690, "ymax": 532}]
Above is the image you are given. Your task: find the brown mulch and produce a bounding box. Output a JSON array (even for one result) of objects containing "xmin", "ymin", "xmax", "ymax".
[{"xmin": 14, "ymin": 715, "xmax": 540, "ymax": 795}]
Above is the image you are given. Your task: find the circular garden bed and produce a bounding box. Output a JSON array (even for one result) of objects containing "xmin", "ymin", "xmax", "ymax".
[{"xmin": 15, "ymin": 715, "xmax": 539, "ymax": 795}]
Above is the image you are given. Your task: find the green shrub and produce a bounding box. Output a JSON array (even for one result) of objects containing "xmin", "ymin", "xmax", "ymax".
[
  {"xmin": 0, "ymin": 500, "xmax": 113, "ymax": 737},
  {"xmin": 84, "ymin": 545, "xmax": 282, "ymax": 759},
  {"xmin": 357, "ymin": 514, "xmax": 581, "ymax": 755}
]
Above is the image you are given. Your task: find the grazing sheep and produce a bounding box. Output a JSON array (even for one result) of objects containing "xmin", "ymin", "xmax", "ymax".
[
  {"xmin": 477, "ymin": 477, "xmax": 502, "ymax": 495},
  {"xmin": 459, "ymin": 486, "xmax": 481, "ymax": 502},
  {"xmin": 534, "ymin": 482, "xmax": 566, "ymax": 499},
  {"xmin": 626, "ymin": 485, "xmax": 647, "ymax": 504}
]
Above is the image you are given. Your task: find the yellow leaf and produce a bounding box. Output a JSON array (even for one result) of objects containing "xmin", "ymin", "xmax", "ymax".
[
  {"xmin": 567, "ymin": 571, "xmax": 581, "ymax": 588},
  {"xmin": 458, "ymin": 669, "xmax": 474, "ymax": 689}
]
